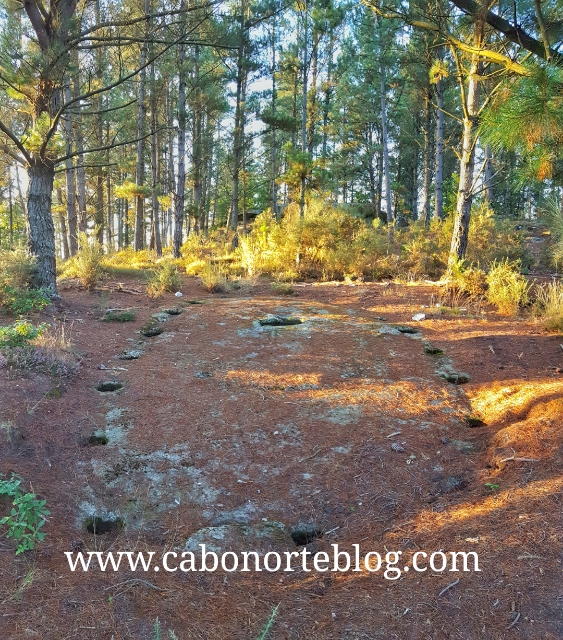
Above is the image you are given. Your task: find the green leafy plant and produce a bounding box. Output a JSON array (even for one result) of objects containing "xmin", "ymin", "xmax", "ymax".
[
  {"xmin": 153, "ymin": 618, "xmax": 178, "ymax": 640},
  {"xmin": 485, "ymin": 482, "xmax": 499, "ymax": 492},
  {"xmin": 0, "ymin": 249, "xmax": 50, "ymax": 315},
  {"xmin": 0, "ymin": 320, "xmax": 48, "ymax": 347},
  {"xmin": 0, "ymin": 473, "xmax": 50, "ymax": 554},
  {"xmin": 0, "ymin": 284, "xmax": 50, "ymax": 315},
  {"xmin": 256, "ymin": 604, "xmax": 280, "ymax": 640}
]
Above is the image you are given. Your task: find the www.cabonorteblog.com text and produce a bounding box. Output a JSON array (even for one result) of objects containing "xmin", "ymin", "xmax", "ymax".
[{"xmin": 65, "ymin": 545, "xmax": 480, "ymax": 580}]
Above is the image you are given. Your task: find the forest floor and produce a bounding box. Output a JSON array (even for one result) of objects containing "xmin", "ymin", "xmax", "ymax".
[{"xmin": 0, "ymin": 275, "xmax": 562, "ymax": 640}]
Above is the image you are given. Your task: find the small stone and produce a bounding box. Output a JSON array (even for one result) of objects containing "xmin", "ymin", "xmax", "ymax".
[
  {"xmin": 391, "ymin": 442, "xmax": 405, "ymax": 453},
  {"xmin": 445, "ymin": 372, "xmax": 470, "ymax": 384},
  {"xmin": 424, "ymin": 342, "xmax": 443, "ymax": 355},
  {"xmin": 412, "ymin": 313, "xmax": 426, "ymax": 321},
  {"xmin": 396, "ymin": 326, "xmax": 420, "ymax": 334},
  {"xmin": 175, "ymin": 291, "xmax": 183, "ymax": 297},
  {"xmin": 141, "ymin": 326, "xmax": 163, "ymax": 337},
  {"xmin": 118, "ymin": 349, "xmax": 143, "ymax": 360}
]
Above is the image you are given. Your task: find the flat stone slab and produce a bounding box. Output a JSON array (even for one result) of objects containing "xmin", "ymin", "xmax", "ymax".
[
  {"xmin": 184, "ymin": 522, "xmax": 296, "ymax": 555},
  {"xmin": 259, "ymin": 316, "xmax": 303, "ymax": 326}
]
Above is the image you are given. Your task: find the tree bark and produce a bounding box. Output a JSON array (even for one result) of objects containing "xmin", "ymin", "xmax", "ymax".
[
  {"xmin": 483, "ymin": 144, "xmax": 494, "ymax": 206},
  {"xmin": 380, "ymin": 38, "xmax": 393, "ymax": 224},
  {"xmin": 229, "ymin": 0, "xmax": 248, "ymax": 233},
  {"xmin": 421, "ymin": 85, "xmax": 433, "ymax": 224},
  {"xmin": 192, "ymin": 45, "xmax": 203, "ymax": 234},
  {"xmin": 27, "ymin": 159, "xmax": 57, "ymax": 294},
  {"xmin": 434, "ymin": 47, "xmax": 445, "ymax": 221},
  {"xmin": 299, "ymin": 0, "xmax": 309, "ymax": 219},
  {"xmin": 134, "ymin": 0, "xmax": 150, "ymax": 251},
  {"xmin": 174, "ymin": 37, "xmax": 187, "ymax": 256},
  {"xmin": 150, "ymin": 55, "xmax": 162, "ymax": 255},
  {"xmin": 448, "ymin": 23, "xmax": 484, "ymax": 267},
  {"xmin": 63, "ymin": 78, "xmax": 78, "ymax": 255},
  {"xmin": 271, "ymin": 16, "xmax": 279, "ymax": 219}
]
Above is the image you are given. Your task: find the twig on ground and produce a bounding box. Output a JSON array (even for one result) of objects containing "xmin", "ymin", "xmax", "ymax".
[
  {"xmin": 438, "ymin": 578, "xmax": 460, "ymax": 597},
  {"xmin": 506, "ymin": 612, "xmax": 521, "ymax": 630},
  {"xmin": 299, "ymin": 448, "xmax": 324, "ymax": 463},
  {"xmin": 103, "ymin": 579, "xmax": 166, "ymax": 592}
]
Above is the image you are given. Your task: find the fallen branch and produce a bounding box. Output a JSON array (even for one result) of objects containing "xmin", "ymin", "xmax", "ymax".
[
  {"xmin": 103, "ymin": 579, "xmax": 166, "ymax": 592},
  {"xmin": 499, "ymin": 456, "xmax": 540, "ymax": 464},
  {"xmin": 95, "ymin": 285, "xmax": 143, "ymax": 295},
  {"xmin": 299, "ymin": 448, "xmax": 324, "ymax": 463}
]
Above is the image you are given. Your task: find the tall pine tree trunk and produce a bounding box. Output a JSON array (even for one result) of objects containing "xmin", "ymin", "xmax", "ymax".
[
  {"xmin": 271, "ymin": 17, "xmax": 279, "ymax": 219},
  {"xmin": 63, "ymin": 77, "xmax": 78, "ymax": 255},
  {"xmin": 421, "ymin": 85, "xmax": 433, "ymax": 224},
  {"xmin": 192, "ymin": 45, "xmax": 203, "ymax": 234},
  {"xmin": 150, "ymin": 55, "xmax": 162, "ymax": 255},
  {"xmin": 448, "ymin": 22, "xmax": 484, "ymax": 267},
  {"xmin": 27, "ymin": 159, "xmax": 57, "ymax": 293},
  {"xmin": 174, "ymin": 38, "xmax": 187, "ymax": 256},
  {"xmin": 484, "ymin": 144, "xmax": 494, "ymax": 205},
  {"xmin": 229, "ymin": 0, "xmax": 248, "ymax": 233},
  {"xmin": 379, "ymin": 31, "xmax": 392, "ymax": 224},
  {"xmin": 299, "ymin": 0, "xmax": 309, "ymax": 219},
  {"xmin": 434, "ymin": 47, "xmax": 445, "ymax": 221},
  {"xmin": 134, "ymin": 0, "xmax": 150, "ymax": 250}
]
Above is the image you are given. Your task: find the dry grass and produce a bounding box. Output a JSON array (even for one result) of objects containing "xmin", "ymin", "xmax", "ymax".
[{"xmin": 533, "ymin": 281, "xmax": 563, "ymax": 331}]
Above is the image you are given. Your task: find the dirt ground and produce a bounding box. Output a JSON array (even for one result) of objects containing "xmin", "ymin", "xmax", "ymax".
[{"xmin": 0, "ymin": 276, "xmax": 562, "ymax": 640}]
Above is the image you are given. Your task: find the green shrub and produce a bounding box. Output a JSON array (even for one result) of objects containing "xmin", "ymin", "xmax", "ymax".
[
  {"xmin": 146, "ymin": 261, "xmax": 182, "ymax": 297},
  {"xmin": 0, "ymin": 284, "xmax": 50, "ymax": 315},
  {"xmin": 0, "ymin": 320, "xmax": 48, "ymax": 347},
  {"xmin": 446, "ymin": 259, "xmax": 488, "ymax": 298},
  {"xmin": 0, "ymin": 249, "xmax": 49, "ymax": 315},
  {"xmin": 533, "ymin": 281, "xmax": 563, "ymax": 331},
  {"xmin": 60, "ymin": 233, "xmax": 104, "ymax": 289},
  {"xmin": 0, "ymin": 473, "xmax": 50, "ymax": 555},
  {"xmin": 199, "ymin": 263, "xmax": 230, "ymax": 292},
  {"xmin": 0, "ymin": 249, "xmax": 36, "ymax": 289},
  {"xmin": 486, "ymin": 260, "xmax": 532, "ymax": 315}
]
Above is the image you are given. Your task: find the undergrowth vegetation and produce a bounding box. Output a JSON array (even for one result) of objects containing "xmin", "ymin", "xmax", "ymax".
[
  {"xmin": 59, "ymin": 233, "xmax": 104, "ymax": 289},
  {"xmin": 184, "ymin": 200, "xmax": 530, "ymax": 283},
  {"xmin": 485, "ymin": 259, "xmax": 532, "ymax": 315},
  {"xmin": 0, "ymin": 473, "xmax": 50, "ymax": 555},
  {"xmin": 0, "ymin": 321, "xmax": 78, "ymax": 377},
  {"xmin": 146, "ymin": 260, "xmax": 183, "ymax": 297},
  {"xmin": 534, "ymin": 281, "xmax": 563, "ymax": 331},
  {"xmin": 0, "ymin": 249, "xmax": 50, "ymax": 315}
]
